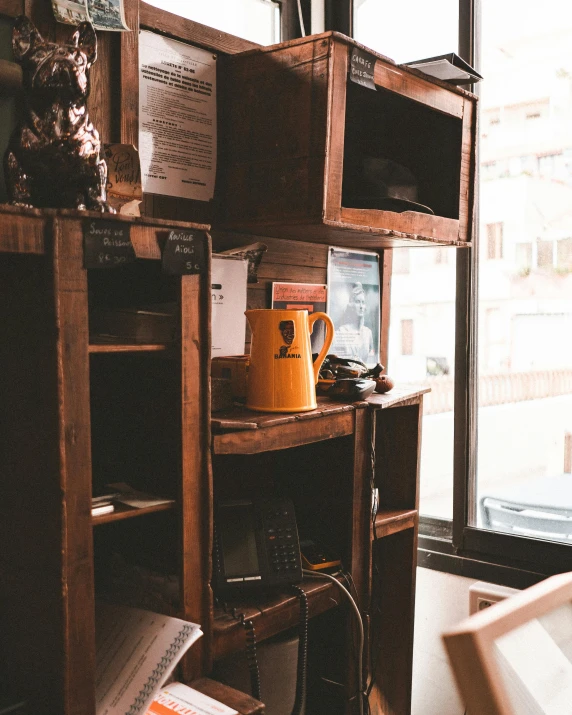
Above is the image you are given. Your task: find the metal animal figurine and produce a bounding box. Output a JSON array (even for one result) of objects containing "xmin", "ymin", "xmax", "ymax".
[{"xmin": 4, "ymin": 16, "xmax": 113, "ymax": 212}]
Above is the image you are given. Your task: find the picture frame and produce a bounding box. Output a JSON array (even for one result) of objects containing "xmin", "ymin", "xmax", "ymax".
[{"xmin": 443, "ymin": 572, "xmax": 572, "ymax": 715}]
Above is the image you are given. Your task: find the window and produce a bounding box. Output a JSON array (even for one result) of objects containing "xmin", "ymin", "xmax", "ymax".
[
  {"xmin": 392, "ymin": 247, "xmax": 410, "ymax": 274},
  {"xmin": 144, "ymin": 0, "xmax": 281, "ymax": 45},
  {"xmin": 486, "ymin": 222, "xmax": 504, "ymax": 260},
  {"xmin": 401, "ymin": 319, "xmax": 414, "ymax": 355},
  {"xmin": 537, "ymin": 239, "xmax": 554, "ymax": 268},
  {"xmin": 515, "ymin": 242, "xmax": 533, "ymax": 271},
  {"xmin": 355, "ymin": 0, "xmax": 572, "ymax": 578}
]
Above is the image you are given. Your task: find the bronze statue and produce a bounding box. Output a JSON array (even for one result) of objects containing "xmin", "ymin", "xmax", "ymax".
[{"xmin": 4, "ymin": 16, "xmax": 114, "ymax": 212}]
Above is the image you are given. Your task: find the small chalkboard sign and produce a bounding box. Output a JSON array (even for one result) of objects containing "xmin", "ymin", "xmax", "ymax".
[
  {"xmin": 349, "ymin": 47, "xmax": 376, "ymax": 90},
  {"xmin": 162, "ymin": 229, "xmax": 206, "ymax": 276},
  {"xmin": 83, "ymin": 219, "xmax": 136, "ymax": 269}
]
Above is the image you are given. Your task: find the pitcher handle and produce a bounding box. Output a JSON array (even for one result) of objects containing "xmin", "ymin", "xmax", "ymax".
[{"xmin": 308, "ymin": 312, "xmax": 335, "ymax": 385}]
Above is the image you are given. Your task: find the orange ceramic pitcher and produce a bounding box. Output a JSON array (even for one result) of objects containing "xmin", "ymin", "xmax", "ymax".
[{"xmin": 245, "ymin": 309, "xmax": 334, "ymax": 413}]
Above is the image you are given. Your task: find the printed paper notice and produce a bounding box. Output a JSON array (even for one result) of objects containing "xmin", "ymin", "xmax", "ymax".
[{"xmin": 139, "ymin": 31, "xmax": 216, "ymax": 201}]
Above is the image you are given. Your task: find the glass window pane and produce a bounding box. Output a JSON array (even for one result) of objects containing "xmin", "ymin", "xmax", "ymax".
[
  {"xmin": 145, "ymin": 0, "xmax": 280, "ymax": 46},
  {"xmin": 356, "ymin": 1, "xmax": 459, "ymax": 520},
  {"xmin": 388, "ymin": 247, "xmax": 457, "ymax": 519},
  {"xmin": 475, "ymin": 0, "xmax": 572, "ymax": 544},
  {"xmin": 354, "ymin": 0, "xmax": 458, "ymax": 64}
]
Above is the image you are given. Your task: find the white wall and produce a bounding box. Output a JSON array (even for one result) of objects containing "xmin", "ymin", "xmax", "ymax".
[{"xmin": 412, "ymin": 568, "xmax": 477, "ymax": 715}]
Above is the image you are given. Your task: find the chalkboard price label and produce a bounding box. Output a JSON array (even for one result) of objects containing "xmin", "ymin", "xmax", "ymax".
[
  {"xmin": 162, "ymin": 229, "xmax": 206, "ymax": 275},
  {"xmin": 349, "ymin": 47, "xmax": 376, "ymax": 90},
  {"xmin": 83, "ymin": 220, "xmax": 135, "ymax": 269}
]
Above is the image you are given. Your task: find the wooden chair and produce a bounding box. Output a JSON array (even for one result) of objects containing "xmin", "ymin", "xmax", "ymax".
[{"xmin": 442, "ymin": 572, "xmax": 572, "ymax": 715}]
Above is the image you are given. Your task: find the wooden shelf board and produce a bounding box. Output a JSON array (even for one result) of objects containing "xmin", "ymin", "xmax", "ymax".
[
  {"xmin": 212, "ymin": 398, "xmax": 363, "ymax": 454},
  {"xmin": 190, "ymin": 678, "xmax": 264, "ymax": 715},
  {"xmin": 367, "ymin": 384, "xmax": 430, "ymax": 410},
  {"xmin": 211, "ymin": 387, "xmax": 431, "ymax": 454},
  {"xmin": 212, "ymin": 574, "xmax": 340, "ymax": 660},
  {"xmin": 89, "ymin": 341, "xmax": 170, "ymax": 353},
  {"xmin": 92, "ymin": 500, "xmax": 175, "ymax": 525},
  {"xmin": 374, "ymin": 509, "xmax": 418, "ymax": 538},
  {"xmin": 0, "ymin": 204, "xmax": 209, "ymax": 257}
]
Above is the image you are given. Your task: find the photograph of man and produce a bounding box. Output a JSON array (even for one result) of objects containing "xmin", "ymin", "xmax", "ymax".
[{"xmin": 333, "ymin": 282, "xmax": 375, "ymax": 364}]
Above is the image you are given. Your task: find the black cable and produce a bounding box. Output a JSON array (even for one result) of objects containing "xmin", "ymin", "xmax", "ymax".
[
  {"xmin": 239, "ymin": 613, "xmax": 261, "ymax": 701},
  {"xmin": 290, "ymin": 585, "xmax": 309, "ymax": 715}
]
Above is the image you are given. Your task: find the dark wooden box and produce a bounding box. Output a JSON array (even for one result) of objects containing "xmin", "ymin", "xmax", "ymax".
[{"xmin": 216, "ymin": 32, "xmax": 477, "ymax": 249}]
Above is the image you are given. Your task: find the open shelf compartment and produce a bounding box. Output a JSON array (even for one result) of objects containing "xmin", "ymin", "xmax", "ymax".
[{"xmin": 216, "ymin": 32, "xmax": 477, "ymax": 248}]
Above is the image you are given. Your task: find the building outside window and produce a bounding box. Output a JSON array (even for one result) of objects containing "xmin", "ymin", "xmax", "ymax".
[{"xmin": 486, "ymin": 222, "xmax": 504, "ymax": 259}]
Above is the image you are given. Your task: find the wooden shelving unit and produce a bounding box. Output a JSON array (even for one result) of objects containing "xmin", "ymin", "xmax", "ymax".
[
  {"xmin": 0, "ymin": 207, "xmax": 213, "ymax": 715},
  {"xmin": 209, "ymin": 386, "xmax": 428, "ymax": 713},
  {"xmin": 0, "ymin": 2, "xmax": 461, "ymax": 711}
]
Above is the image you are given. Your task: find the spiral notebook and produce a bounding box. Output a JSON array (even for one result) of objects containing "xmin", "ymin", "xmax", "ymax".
[{"xmin": 95, "ymin": 603, "xmax": 202, "ymax": 715}]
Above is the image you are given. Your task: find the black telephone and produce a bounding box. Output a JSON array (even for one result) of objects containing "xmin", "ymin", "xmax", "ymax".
[{"xmin": 213, "ymin": 497, "xmax": 303, "ymax": 592}]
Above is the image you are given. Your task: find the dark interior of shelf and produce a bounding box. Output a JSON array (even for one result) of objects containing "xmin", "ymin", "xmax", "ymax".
[
  {"xmin": 212, "ymin": 607, "xmax": 350, "ymax": 715},
  {"xmin": 213, "ymin": 436, "xmax": 355, "ymax": 567},
  {"xmin": 90, "ymin": 352, "xmax": 181, "ymax": 500},
  {"xmin": 93, "ymin": 509, "xmax": 181, "ymax": 614},
  {"xmin": 342, "ymin": 82, "xmax": 463, "ymax": 220},
  {"xmin": 87, "ymin": 259, "xmax": 178, "ymax": 344}
]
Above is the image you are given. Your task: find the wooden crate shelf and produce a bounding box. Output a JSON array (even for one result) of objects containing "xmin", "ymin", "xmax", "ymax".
[
  {"xmin": 217, "ymin": 32, "xmax": 477, "ymax": 248},
  {"xmin": 212, "ymin": 574, "xmax": 341, "ymax": 660}
]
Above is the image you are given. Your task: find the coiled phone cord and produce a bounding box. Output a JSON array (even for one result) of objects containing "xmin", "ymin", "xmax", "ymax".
[
  {"xmin": 290, "ymin": 585, "xmax": 309, "ymax": 715},
  {"xmin": 236, "ymin": 612, "xmax": 261, "ymax": 702}
]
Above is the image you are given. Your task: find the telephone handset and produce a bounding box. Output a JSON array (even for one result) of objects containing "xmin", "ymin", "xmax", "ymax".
[{"xmin": 213, "ymin": 497, "xmax": 302, "ymax": 592}]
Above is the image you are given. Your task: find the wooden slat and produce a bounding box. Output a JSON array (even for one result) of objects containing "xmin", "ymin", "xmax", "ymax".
[
  {"xmin": 324, "ymin": 37, "xmax": 347, "ymax": 222},
  {"xmin": 52, "ymin": 218, "xmax": 96, "ymax": 715},
  {"xmin": 369, "ymin": 529, "xmax": 417, "ymax": 715},
  {"xmin": 458, "ymin": 96, "xmax": 477, "ymax": 245},
  {"xmin": 374, "ymin": 509, "xmax": 418, "ymax": 538},
  {"xmin": 348, "ymin": 407, "xmax": 371, "ymax": 608},
  {"xmin": 92, "ymin": 501, "xmax": 174, "ymax": 525},
  {"xmin": 212, "ymin": 397, "xmax": 359, "ymax": 431},
  {"xmin": 88, "ymin": 342, "xmax": 169, "ymax": 353},
  {"xmin": 0, "ymin": 252, "xmax": 68, "ymax": 714},
  {"xmin": 339, "ymin": 208, "xmax": 461, "ymax": 243},
  {"xmin": 366, "ymin": 385, "xmax": 430, "ymax": 410},
  {"xmin": 211, "ymin": 230, "xmax": 329, "ymax": 269},
  {"xmin": 120, "ymin": 0, "xmax": 139, "ymax": 146},
  {"xmin": 0, "ymin": 209, "xmax": 47, "ymax": 253},
  {"xmin": 374, "ymin": 60, "xmax": 465, "ymax": 118},
  {"xmin": 140, "ymin": 1, "xmax": 259, "ymax": 54},
  {"xmin": 0, "ymin": 205, "xmax": 210, "ymax": 258},
  {"xmin": 221, "ymin": 218, "xmax": 469, "ymax": 248},
  {"xmin": 380, "ymin": 249, "xmax": 392, "ymax": 370},
  {"xmin": 180, "ymin": 236, "xmax": 213, "ymax": 678}
]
